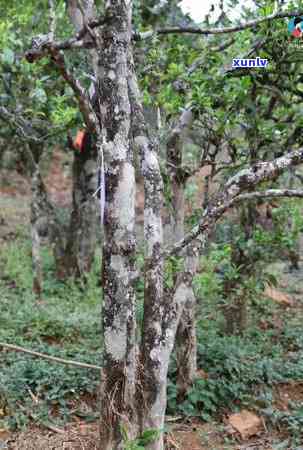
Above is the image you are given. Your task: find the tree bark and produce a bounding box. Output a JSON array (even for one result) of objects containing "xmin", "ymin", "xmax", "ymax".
[
  {"xmin": 128, "ymin": 49, "xmax": 170, "ymax": 450},
  {"xmin": 128, "ymin": 41, "xmax": 198, "ymax": 450},
  {"xmin": 175, "ymin": 248, "xmax": 198, "ymax": 403},
  {"xmin": 96, "ymin": 2, "xmax": 138, "ymax": 449},
  {"xmin": 31, "ymin": 215, "xmax": 43, "ymax": 299},
  {"xmin": 64, "ymin": 135, "xmax": 98, "ymax": 278},
  {"xmin": 63, "ymin": 0, "xmax": 99, "ymax": 279},
  {"xmin": 166, "ymin": 110, "xmax": 198, "ymax": 403},
  {"xmin": 30, "ymin": 160, "xmax": 66, "ymax": 286}
]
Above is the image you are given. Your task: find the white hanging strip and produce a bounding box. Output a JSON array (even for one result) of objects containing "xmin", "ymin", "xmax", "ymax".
[
  {"xmin": 92, "ymin": 136, "xmax": 106, "ymax": 228},
  {"xmin": 99, "ymin": 143, "xmax": 105, "ymax": 227}
]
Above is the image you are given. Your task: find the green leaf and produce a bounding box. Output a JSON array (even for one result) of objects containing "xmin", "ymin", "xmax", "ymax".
[
  {"xmin": 137, "ymin": 428, "xmax": 161, "ymax": 445},
  {"xmin": 2, "ymin": 48, "xmax": 14, "ymax": 65},
  {"xmin": 31, "ymin": 87, "xmax": 47, "ymax": 104},
  {"xmin": 273, "ymin": 440, "xmax": 290, "ymax": 450},
  {"xmin": 120, "ymin": 424, "xmax": 129, "ymax": 442}
]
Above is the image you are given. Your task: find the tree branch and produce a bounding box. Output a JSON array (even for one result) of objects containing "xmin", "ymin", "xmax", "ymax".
[
  {"xmin": 0, "ymin": 106, "xmax": 66, "ymax": 143},
  {"xmin": 0, "ymin": 106, "xmax": 43, "ymax": 143},
  {"xmin": 0, "ymin": 342, "xmax": 101, "ymax": 371},
  {"xmin": 51, "ymin": 50, "xmax": 97, "ymax": 131},
  {"xmin": 138, "ymin": 10, "xmax": 303, "ymax": 39},
  {"xmin": 25, "ymin": 43, "xmax": 97, "ymax": 132},
  {"xmin": 223, "ymin": 37, "xmax": 267, "ymax": 76},
  {"xmin": 231, "ymin": 188, "xmax": 303, "ymax": 204},
  {"xmin": 188, "ymin": 37, "xmax": 236, "ymax": 75},
  {"xmin": 25, "ymin": 14, "xmax": 105, "ymax": 56},
  {"xmin": 166, "ymin": 149, "xmax": 303, "ymax": 257},
  {"xmin": 25, "ymin": 8, "xmax": 300, "ymax": 53}
]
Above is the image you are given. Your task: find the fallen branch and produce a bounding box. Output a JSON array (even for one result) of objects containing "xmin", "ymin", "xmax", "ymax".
[
  {"xmin": 17, "ymin": 402, "xmax": 65, "ymax": 434},
  {"xmin": 0, "ymin": 342, "xmax": 101, "ymax": 371}
]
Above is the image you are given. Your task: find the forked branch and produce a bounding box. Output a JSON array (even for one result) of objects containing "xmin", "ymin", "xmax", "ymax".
[{"xmin": 166, "ymin": 149, "xmax": 303, "ymax": 257}]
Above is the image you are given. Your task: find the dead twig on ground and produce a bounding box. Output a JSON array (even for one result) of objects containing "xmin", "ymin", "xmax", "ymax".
[{"xmin": 0, "ymin": 342, "xmax": 101, "ymax": 371}]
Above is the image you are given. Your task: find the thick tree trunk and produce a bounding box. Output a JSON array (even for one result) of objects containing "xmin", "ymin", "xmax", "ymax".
[{"xmin": 97, "ymin": 3, "xmax": 138, "ymax": 449}]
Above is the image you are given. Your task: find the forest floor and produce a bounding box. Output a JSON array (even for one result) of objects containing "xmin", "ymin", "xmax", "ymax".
[{"xmin": 1, "ymin": 151, "xmax": 303, "ymax": 449}]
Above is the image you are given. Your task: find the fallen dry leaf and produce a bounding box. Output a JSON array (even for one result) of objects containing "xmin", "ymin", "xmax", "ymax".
[
  {"xmin": 263, "ymin": 286, "xmax": 294, "ymax": 307},
  {"xmin": 227, "ymin": 410, "xmax": 263, "ymax": 439}
]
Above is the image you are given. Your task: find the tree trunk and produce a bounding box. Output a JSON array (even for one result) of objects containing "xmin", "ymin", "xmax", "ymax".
[
  {"xmin": 30, "ymin": 143, "xmax": 98, "ymax": 283},
  {"xmin": 64, "ymin": 135, "xmax": 98, "ymax": 278},
  {"xmin": 31, "ymin": 218, "xmax": 43, "ymax": 299},
  {"xmin": 97, "ymin": 2, "xmax": 138, "ymax": 448},
  {"xmin": 128, "ymin": 47, "xmax": 170, "ymax": 449},
  {"xmin": 223, "ymin": 205, "xmax": 253, "ymax": 334},
  {"xmin": 224, "ymin": 293, "xmax": 248, "ymax": 335},
  {"xmin": 64, "ymin": 0, "xmax": 99, "ymax": 279},
  {"xmin": 166, "ymin": 110, "xmax": 198, "ymax": 403},
  {"xmin": 175, "ymin": 274, "xmax": 197, "ymax": 403},
  {"xmin": 128, "ymin": 56, "xmax": 199, "ymax": 450},
  {"xmin": 30, "ymin": 162, "xmax": 66, "ymax": 288}
]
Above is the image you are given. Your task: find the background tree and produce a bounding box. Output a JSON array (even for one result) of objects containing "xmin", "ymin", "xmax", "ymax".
[{"xmin": 0, "ymin": 0, "xmax": 100, "ymax": 288}]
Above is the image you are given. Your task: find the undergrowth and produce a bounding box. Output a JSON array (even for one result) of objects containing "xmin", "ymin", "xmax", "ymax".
[
  {"xmin": 166, "ymin": 253, "xmax": 303, "ymax": 446},
  {"xmin": 0, "ymin": 238, "xmax": 101, "ymax": 431},
  {"xmin": 1, "ymin": 233, "xmax": 303, "ymax": 447}
]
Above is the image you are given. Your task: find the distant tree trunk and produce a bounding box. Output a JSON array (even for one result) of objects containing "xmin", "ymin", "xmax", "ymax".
[
  {"xmin": 30, "ymin": 216, "xmax": 43, "ymax": 299},
  {"xmin": 224, "ymin": 291, "xmax": 248, "ymax": 335},
  {"xmin": 175, "ymin": 246, "xmax": 198, "ymax": 403},
  {"xmin": 64, "ymin": 135, "xmax": 98, "ymax": 278},
  {"xmin": 166, "ymin": 110, "xmax": 198, "ymax": 403},
  {"xmin": 223, "ymin": 205, "xmax": 253, "ymax": 335},
  {"xmin": 64, "ymin": 0, "xmax": 99, "ymax": 279},
  {"xmin": 29, "ymin": 140, "xmax": 98, "ymax": 284},
  {"xmin": 30, "ymin": 160, "xmax": 66, "ymax": 290}
]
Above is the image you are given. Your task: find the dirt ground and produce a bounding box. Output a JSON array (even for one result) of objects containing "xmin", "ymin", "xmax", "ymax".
[{"xmin": 1, "ymin": 414, "xmax": 296, "ymax": 450}]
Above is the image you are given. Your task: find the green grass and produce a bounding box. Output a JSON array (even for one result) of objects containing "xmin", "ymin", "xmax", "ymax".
[{"xmin": 0, "ymin": 237, "xmax": 102, "ymax": 430}]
